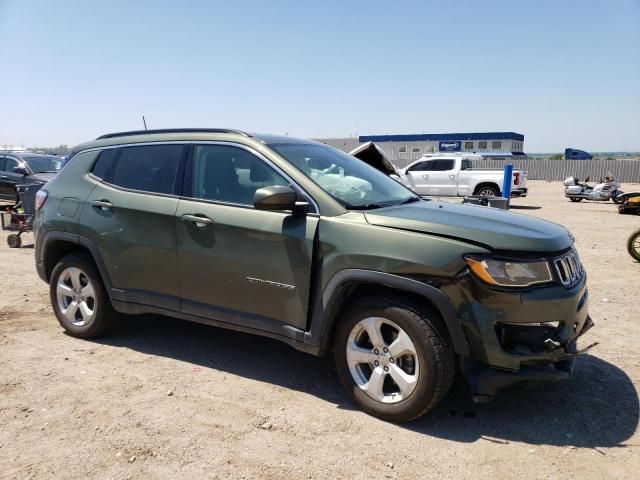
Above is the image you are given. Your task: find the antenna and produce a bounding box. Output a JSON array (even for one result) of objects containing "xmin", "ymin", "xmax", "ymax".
[{"xmin": 142, "ymin": 116, "xmax": 148, "ymax": 130}]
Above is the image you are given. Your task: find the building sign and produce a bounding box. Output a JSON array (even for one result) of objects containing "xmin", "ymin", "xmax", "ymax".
[{"xmin": 439, "ymin": 141, "xmax": 461, "ymax": 152}]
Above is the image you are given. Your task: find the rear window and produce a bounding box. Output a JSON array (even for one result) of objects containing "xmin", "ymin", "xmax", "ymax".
[{"xmin": 110, "ymin": 144, "xmax": 184, "ymax": 194}]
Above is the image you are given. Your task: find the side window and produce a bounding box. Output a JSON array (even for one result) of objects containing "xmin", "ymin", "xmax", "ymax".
[
  {"xmin": 192, "ymin": 145, "xmax": 288, "ymax": 205},
  {"xmin": 0, "ymin": 156, "xmax": 5, "ymax": 171},
  {"xmin": 461, "ymin": 159, "xmax": 471, "ymax": 170},
  {"xmin": 408, "ymin": 160, "xmax": 434, "ymax": 172},
  {"xmin": 111, "ymin": 144, "xmax": 184, "ymax": 194},
  {"xmin": 433, "ymin": 159, "xmax": 455, "ymax": 171},
  {"xmin": 91, "ymin": 148, "xmax": 120, "ymax": 180},
  {"xmin": 5, "ymin": 157, "xmax": 19, "ymax": 172}
]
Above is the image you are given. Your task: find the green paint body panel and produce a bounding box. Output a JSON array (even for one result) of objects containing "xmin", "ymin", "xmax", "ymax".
[{"xmin": 35, "ymin": 130, "xmax": 592, "ymax": 389}]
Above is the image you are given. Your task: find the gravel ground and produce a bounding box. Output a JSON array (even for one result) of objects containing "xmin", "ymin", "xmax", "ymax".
[{"xmin": 0, "ymin": 180, "xmax": 639, "ymax": 479}]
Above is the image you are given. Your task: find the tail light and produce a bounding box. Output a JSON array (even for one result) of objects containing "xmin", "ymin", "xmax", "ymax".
[
  {"xmin": 35, "ymin": 189, "xmax": 48, "ymax": 211},
  {"xmin": 513, "ymin": 172, "xmax": 520, "ymax": 186}
]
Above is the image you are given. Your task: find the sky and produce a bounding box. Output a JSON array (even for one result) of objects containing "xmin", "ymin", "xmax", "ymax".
[{"xmin": 0, "ymin": 0, "xmax": 639, "ymax": 152}]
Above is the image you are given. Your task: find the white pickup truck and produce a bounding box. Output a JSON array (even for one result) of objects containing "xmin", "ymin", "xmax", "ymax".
[{"xmin": 397, "ymin": 154, "xmax": 528, "ymax": 197}]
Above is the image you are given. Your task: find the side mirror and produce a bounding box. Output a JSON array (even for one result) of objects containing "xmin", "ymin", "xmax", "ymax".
[
  {"xmin": 253, "ymin": 185, "xmax": 308, "ymax": 213},
  {"xmin": 12, "ymin": 166, "xmax": 28, "ymax": 176}
]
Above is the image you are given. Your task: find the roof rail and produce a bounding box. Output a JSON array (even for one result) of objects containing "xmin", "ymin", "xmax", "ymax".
[{"xmin": 96, "ymin": 128, "xmax": 251, "ymax": 140}]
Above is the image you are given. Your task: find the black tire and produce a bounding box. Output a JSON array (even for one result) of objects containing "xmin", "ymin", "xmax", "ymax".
[
  {"xmin": 49, "ymin": 253, "xmax": 116, "ymax": 338},
  {"xmin": 612, "ymin": 194, "xmax": 623, "ymax": 204},
  {"xmin": 628, "ymin": 230, "xmax": 640, "ymax": 262},
  {"xmin": 475, "ymin": 185, "xmax": 500, "ymax": 197},
  {"xmin": 334, "ymin": 295, "xmax": 455, "ymax": 422},
  {"xmin": 7, "ymin": 234, "xmax": 21, "ymax": 248},
  {"xmin": 569, "ymin": 197, "xmax": 583, "ymax": 203}
]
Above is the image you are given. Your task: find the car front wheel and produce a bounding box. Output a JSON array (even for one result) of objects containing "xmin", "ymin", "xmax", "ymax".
[{"xmin": 334, "ymin": 295, "xmax": 455, "ymax": 422}]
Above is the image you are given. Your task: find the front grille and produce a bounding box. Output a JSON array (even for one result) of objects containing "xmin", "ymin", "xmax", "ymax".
[{"xmin": 553, "ymin": 250, "xmax": 584, "ymax": 287}]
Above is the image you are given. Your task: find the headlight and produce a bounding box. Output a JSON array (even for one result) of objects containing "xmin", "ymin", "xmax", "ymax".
[{"xmin": 464, "ymin": 257, "xmax": 553, "ymax": 288}]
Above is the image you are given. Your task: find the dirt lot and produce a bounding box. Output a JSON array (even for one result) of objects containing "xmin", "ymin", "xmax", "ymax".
[{"xmin": 0, "ymin": 180, "xmax": 639, "ymax": 479}]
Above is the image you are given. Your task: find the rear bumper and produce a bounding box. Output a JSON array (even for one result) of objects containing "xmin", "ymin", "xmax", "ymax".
[{"xmin": 511, "ymin": 187, "xmax": 528, "ymax": 197}]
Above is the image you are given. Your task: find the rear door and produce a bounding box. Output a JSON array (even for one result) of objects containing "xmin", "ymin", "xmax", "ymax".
[
  {"xmin": 78, "ymin": 144, "xmax": 185, "ymax": 310},
  {"xmin": 425, "ymin": 159, "xmax": 457, "ymax": 195},
  {"xmin": 175, "ymin": 143, "xmax": 318, "ymax": 332}
]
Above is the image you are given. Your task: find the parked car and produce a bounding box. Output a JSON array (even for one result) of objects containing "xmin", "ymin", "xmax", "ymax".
[
  {"xmin": 398, "ymin": 154, "xmax": 528, "ymax": 197},
  {"xmin": 0, "ymin": 151, "xmax": 62, "ymax": 201},
  {"xmin": 34, "ymin": 128, "xmax": 592, "ymax": 422}
]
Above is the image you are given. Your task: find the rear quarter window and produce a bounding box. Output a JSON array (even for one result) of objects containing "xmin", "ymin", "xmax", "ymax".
[{"xmin": 91, "ymin": 148, "xmax": 119, "ymax": 180}]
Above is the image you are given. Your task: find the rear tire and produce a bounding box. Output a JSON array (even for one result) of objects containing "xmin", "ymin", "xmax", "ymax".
[
  {"xmin": 49, "ymin": 253, "xmax": 116, "ymax": 338},
  {"xmin": 475, "ymin": 185, "xmax": 499, "ymax": 197},
  {"xmin": 569, "ymin": 197, "xmax": 583, "ymax": 202},
  {"xmin": 334, "ymin": 295, "xmax": 455, "ymax": 422},
  {"xmin": 628, "ymin": 230, "xmax": 640, "ymax": 262},
  {"xmin": 7, "ymin": 234, "xmax": 21, "ymax": 248}
]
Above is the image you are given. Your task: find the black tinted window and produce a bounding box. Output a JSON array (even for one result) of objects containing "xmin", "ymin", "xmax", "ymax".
[
  {"xmin": 111, "ymin": 144, "xmax": 183, "ymax": 194},
  {"xmin": 192, "ymin": 145, "xmax": 288, "ymax": 205},
  {"xmin": 0, "ymin": 157, "xmax": 4, "ymax": 171},
  {"xmin": 461, "ymin": 159, "xmax": 471, "ymax": 170},
  {"xmin": 91, "ymin": 149, "xmax": 119, "ymax": 179},
  {"xmin": 4, "ymin": 157, "xmax": 19, "ymax": 171},
  {"xmin": 434, "ymin": 159, "xmax": 455, "ymax": 171},
  {"xmin": 408, "ymin": 161, "xmax": 434, "ymax": 172}
]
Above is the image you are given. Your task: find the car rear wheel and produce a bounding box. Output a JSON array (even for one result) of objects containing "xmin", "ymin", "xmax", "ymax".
[
  {"xmin": 476, "ymin": 185, "xmax": 499, "ymax": 197},
  {"xmin": 334, "ymin": 295, "xmax": 454, "ymax": 422},
  {"xmin": 50, "ymin": 254, "xmax": 116, "ymax": 338},
  {"xmin": 569, "ymin": 197, "xmax": 583, "ymax": 202}
]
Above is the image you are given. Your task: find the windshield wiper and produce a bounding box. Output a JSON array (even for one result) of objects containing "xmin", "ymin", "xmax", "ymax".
[
  {"xmin": 401, "ymin": 196, "xmax": 421, "ymax": 204},
  {"xmin": 346, "ymin": 202, "xmax": 393, "ymax": 210}
]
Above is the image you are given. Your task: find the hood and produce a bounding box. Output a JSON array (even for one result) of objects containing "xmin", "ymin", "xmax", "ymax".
[
  {"xmin": 364, "ymin": 201, "xmax": 573, "ymax": 253},
  {"xmin": 349, "ymin": 142, "xmax": 398, "ymax": 176}
]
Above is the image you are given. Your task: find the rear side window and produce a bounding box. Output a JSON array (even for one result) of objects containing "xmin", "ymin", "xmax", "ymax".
[
  {"xmin": 91, "ymin": 148, "xmax": 119, "ymax": 179},
  {"xmin": 111, "ymin": 144, "xmax": 184, "ymax": 194},
  {"xmin": 434, "ymin": 159, "xmax": 455, "ymax": 171},
  {"xmin": 0, "ymin": 157, "xmax": 5, "ymax": 171}
]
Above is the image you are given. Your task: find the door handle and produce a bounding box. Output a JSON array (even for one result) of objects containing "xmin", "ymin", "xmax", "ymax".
[
  {"xmin": 422, "ymin": 174, "xmax": 429, "ymax": 179},
  {"xmin": 181, "ymin": 214, "xmax": 214, "ymax": 227},
  {"xmin": 448, "ymin": 174, "xmax": 455, "ymax": 179},
  {"xmin": 92, "ymin": 200, "xmax": 113, "ymax": 211},
  {"xmin": 0, "ymin": 175, "xmax": 7, "ymax": 179}
]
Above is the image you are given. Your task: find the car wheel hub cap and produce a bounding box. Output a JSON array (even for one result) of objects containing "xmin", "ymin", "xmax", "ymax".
[
  {"xmin": 56, "ymin": 267, "xmax": 96, "ymax": 327},
  {"xmin": 346, "ymin": 317, "xmax": 420, "ymax": 404}
]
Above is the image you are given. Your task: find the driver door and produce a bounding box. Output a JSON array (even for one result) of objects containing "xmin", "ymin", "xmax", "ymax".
[
  {"xmin": 176, "ymin": 143, "xmax": 319, "ymax": 333},
  {"xmin": 404, "ymin": 160, "xmax": 433, "ymax": 195}
]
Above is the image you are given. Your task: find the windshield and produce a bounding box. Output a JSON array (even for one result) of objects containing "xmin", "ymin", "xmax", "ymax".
[
  {"xmin": 271, "ymin": 143, "xmax": 418, "ymax": 209},
  {"xmin": 22, "ymin": 155, "xmax": 63, "ymax": 173}
]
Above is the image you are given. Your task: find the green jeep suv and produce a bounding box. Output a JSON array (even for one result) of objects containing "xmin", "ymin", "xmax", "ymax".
[{"xmin": 34, "ymin": 128, "xmax": 593, "ymax": 422}]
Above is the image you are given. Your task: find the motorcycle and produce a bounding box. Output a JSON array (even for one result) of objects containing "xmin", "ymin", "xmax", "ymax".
[
  {"xmin": 628, "ymin": 228, "xmax": 640, "ymax": 262},
  {"xmin": 564, "ymin": 175, "xmax": 624, "ymax": 203}
]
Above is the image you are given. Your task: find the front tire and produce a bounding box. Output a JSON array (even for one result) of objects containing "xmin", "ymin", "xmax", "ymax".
[
  {"xmin": 7, "ymin": 234, "xmax": 21, "ymax": 248},
  {"xmin": 334, "ymin": 295, "xmax": 455, "ymax": 422},
  {"xmin": 569, "ymin": 197, "xmax": 583, "ymax": 202},
  {"xmin": 50, "ymin": 254, "xmax": 116, "ymax": 338},
  {"xmin": 628, "ymin": 230, "xmax": 640, "ymax": 262}
]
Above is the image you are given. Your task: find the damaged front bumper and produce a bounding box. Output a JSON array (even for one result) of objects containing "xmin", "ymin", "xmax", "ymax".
[
  {"xmin": 462, "ymin": 316, "xmax": 594, "ymax": 402},
  {"xmin": 442, "ymin": 273, "xmax": 594, "ymax": 401}
]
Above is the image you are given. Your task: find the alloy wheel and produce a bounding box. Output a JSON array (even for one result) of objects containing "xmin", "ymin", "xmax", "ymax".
[
  {"xmin": 56, "ymin": 267, "xmax": 96, "ymax": 327},
  {"xmin": 346, "ymin": 317, "xmax": 420, "ymax": 404}
]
